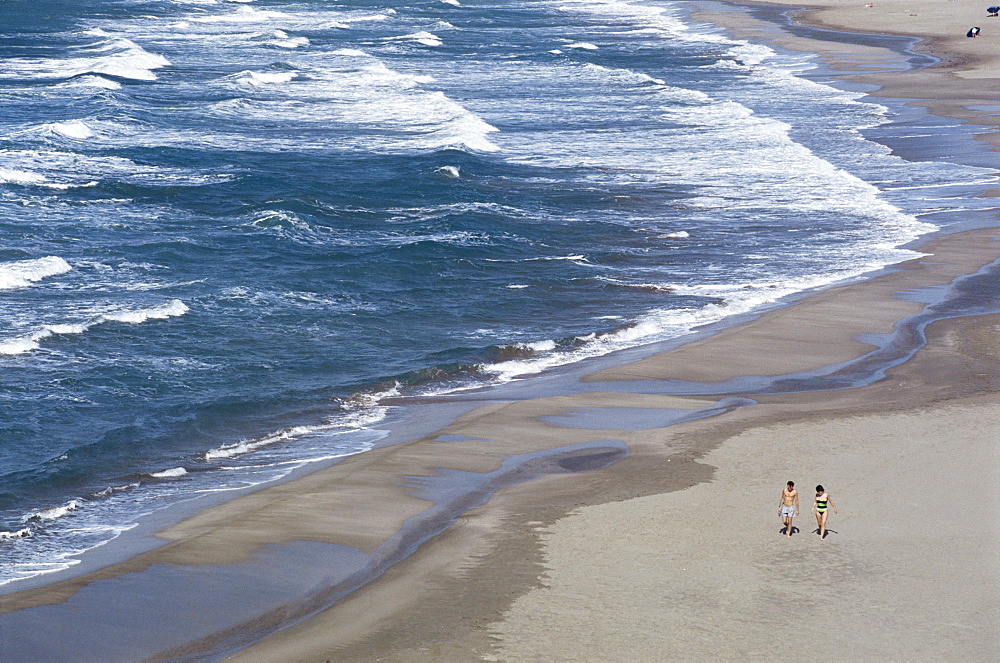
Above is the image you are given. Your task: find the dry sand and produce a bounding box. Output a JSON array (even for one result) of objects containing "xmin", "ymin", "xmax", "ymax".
[
  {"xmin": 1, "ymin": 0, "xmax": 998, "ymax": 659},
  {"xmin": 491, "ymin": 398, "xmax": 1000, "ymax": 661}
]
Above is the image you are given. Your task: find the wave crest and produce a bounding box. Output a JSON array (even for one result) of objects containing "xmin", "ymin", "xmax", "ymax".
[
  {"xmin": 0, "ymin": 256, "xmax": 71, "ymax": 290},
  {"xmin": 0, "ymin": 299, "xmax": 190, "ymax": 356}
]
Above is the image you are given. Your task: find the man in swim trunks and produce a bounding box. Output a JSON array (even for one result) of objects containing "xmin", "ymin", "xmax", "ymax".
[{"xmin": 779, "ymin": 481, "xmax": 799, "ymax": 537}]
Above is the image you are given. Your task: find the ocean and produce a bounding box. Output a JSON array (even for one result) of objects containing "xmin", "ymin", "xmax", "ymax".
[{"xmin": 0, "ymin": 0, "xmax": 995, "ymax": 588}]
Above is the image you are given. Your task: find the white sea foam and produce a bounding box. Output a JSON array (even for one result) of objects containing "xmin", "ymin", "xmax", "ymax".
[
  {"xmin": 102, "ymin": 299, "xmax": 191, "ymax": 324},
  {"xmin": 190, "ymin": 5, "xmax": 291, "ymax": 23},
  {"xmin": 148, "ymin": 467, "xmax": 188, "ymax": 478},
  {"xmin": 0, "ymin": 300, "xmax": 189, "ymax": 356},
  {"xmin": 234, "ymin": 70, "xmax": 297, "ymax": 86},
  {"xmin": 477, "ymin": 253, "xmax": 928, "ymax": 384},
  {"xmin": 527, "ymin": 254, "xmax": 587, "ymax": 262},
  {"xmin": 332, "ymin": 48, "xmax": 370, "ymax": 57},
  {"xmin": 77, "ymin": 37, "xmax": 171, "ymax": 81},
  {"xmin": 508, "ymin": 340, "xmax": 558, "ymax": 353},
  {"xmin": 565, "ymin": 41, "xmax": 599, "ymax": 50},
  {"xmin": 206, "ymin": 426, "xmax": 308, "ymax": 460},
  {"xmin": 726, "ymin": 42, "xmax": 775, "ymax": 67},
  {"xmin": 0, "ymin": 167, "xmax": 46, "ymax": 186},
  {"xmin": 581, "ymin": 63, "xmax": 667, "ymax": 87},
  {"xmin": 203, "ymin": 387, "xmax": 392, "ymax": 463},
  {"xmin": 25, "ymin": 500, "xmax": 83, "ymax": 522},
  {"xmin": 0, "ymin": 256, "xmax": 71, "ymax": 290},
  {"xmin": 0, "ymin": 529, "xmax": 31, "ymax": 540},
  {"xmin": 387, "ymin": 31, "xmax": 443, "ymax": 46},
  {"xmin": 435, "ymin": 166, "xmax": 461, "ymax": 178},
  {"xmin": 441, "ymin": 0, "xmax": 461, "ymax": 5},
  {"xmin": 251, "ymin": 210, "xmax": 313, "ymax": 233},
  {"xmin": 209, "ymin": 58, "xmax": 499, "ymax": 153},
  {"xmin": 59, "ymin": 75, "xmax": 122, "ymax": 89},
  {"xmin": 557, "ymin": 0, "xmax": 696, "ymax": 43},
  {"xmin": 47, "ymin": 120, "xmax": 95, "ymax": 140},
  {"xmin": 93, "ymin": 483, "xmax": 140, "ymax": 497},
  {"xmin": 0, "ymin": 149, "xmax": 228, "ymax": 189},
  {"xmin": 267, "ymin": 35, "xmax": 309, "ymax": 49}
]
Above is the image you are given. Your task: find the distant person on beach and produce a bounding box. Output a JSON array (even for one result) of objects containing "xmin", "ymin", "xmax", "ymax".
[
  {"xmin": 779, "ymin": 481, "xmax": 799, "ymax": 537},
  {"xmin": 813, "ymin": 485, "xmax": 838, "ymax": 539},
  {"xmin": 967, "ymin": 26, "xmax": 981, "ymax": 37}
]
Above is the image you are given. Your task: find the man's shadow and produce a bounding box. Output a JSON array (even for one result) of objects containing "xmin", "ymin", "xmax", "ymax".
[{"xmin": 777, "ymin": 526, "xmax": 800, "ymax": 535}]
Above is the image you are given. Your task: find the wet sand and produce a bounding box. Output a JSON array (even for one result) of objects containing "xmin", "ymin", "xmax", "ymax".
[
  {"xmin": 227, "ymin": 241, "xmax": 1000, "ymax": 663},
  {"xmin": 1, "ymin": 0, "xmax": 999, "ymax": 659}
]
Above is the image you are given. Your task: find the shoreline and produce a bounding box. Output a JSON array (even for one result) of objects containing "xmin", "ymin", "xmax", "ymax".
[
  {"xmin": 2, "ymin": 0, "xmax": 999, "ymax": 659},
  {"xmin": 233, "ymin": 1, "xmax": 1000, "ymax": 658},
  {"xmin": 698, "ymin": 0, "xmax": 1000, "ymax": 160}
]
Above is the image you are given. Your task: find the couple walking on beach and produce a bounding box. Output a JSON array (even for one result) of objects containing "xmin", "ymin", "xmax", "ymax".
[{"xmin": 779, "ymin": 481, "xmax": 838, "ymax": 539}]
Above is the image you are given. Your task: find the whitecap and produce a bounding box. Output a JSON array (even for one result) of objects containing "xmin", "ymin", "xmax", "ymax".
[
  {"xmin": 331, "ymin": 48, "xmax": 369, "ymax": 57},
  {"xmin": 234, "ymin": 70, "xmax": 297, "ymax": 86},
  {"xmin": 0, "ymin": 336, "xmax": 46, "ymax": 356},
  {"xmin": 85, "ymin": 38, "xmax": 171, "ymax": 81},
  {"xmin": 565, "ymin": 42, "xmax": 599, "ymax": 50},
  {"xmin": 0, "ymin": 299, "xmax": 189, "ymax": 356},
  {"xmin": 266, "ymin": 36, "xmax": 309, "ymax": 49},
  {"xmin": 148, "ymin": 467, "xmax": 188, "ymax": 478},
  {"xmin": 0, "ymin": 529, "xmax": 31, "ymax": 540},
  {"xmin": 0, "ymin": 256, "xmax": 71, "ymax": 290},
  {"xmin": 435, "ymin": 165, "xmax": 460, "ymax": 179},
  {"xmin": 48, "ymin": 120, "xmax": 95, "ymax": 140},
  {"xmin": 93, "ymin": 483, "xmax": 140, "ymax": 497},
  {"xmin": 59, "ymin": 75, "xmax": 122, "ymax": 90},
  {"xmin": 26, "ymin": 500, "xmax": 82, "ymax": 522},
  {"xmin": 727, "ymin": 42, "xmax": 776, "ymax": 67},
  {"xmin": 0, "ymin": 167, "xmax": 46, "ymax": 186},
  {"xmin": 102, "ymin": 299, "xmax": 190, "ymax": 324},
  {"xmin": 524, "ymin": 254, "xmax": 587, "ymax": 262},
  {"xmin": 191, "ymin": 6, "xmax": 291, "ymax": 23},
  {"xmin": 205, "ymin": 425, "xmax": 327, "ymax": 460},
  {"xmin": 0, "ymin": 36, "xmax": 170, "ymax": 82},
  {"xmin": 507, "ymin": 340, "xmax": 558, "ymax": 353},
  {"xmin": 389, "ymin": 31, "xmax": 443, "ymax": 47}
]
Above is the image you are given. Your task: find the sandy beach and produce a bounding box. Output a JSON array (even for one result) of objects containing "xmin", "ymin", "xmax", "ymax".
[
  {"xmin": 233, "ymin": 1, "xmax": 1000, "ymax": 659},
  {"xmin": 1, "ymin": 0, "xmax": 998, "ymax": 659},
  {"xmin": 227, "ymin": 250, "xmax": 1000, "ymax": 661},
  {"xmin": 480, "ymin": 2, "xmax": 1000, "ymax": 657}
]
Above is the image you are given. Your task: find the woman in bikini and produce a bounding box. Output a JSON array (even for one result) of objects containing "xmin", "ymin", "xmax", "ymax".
[{"xmin": 812, "ymin": 485, "xmax": 838, "ymax": 539}]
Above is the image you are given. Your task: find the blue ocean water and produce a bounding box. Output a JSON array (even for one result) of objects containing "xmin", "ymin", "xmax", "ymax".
[{"xmin": 0, "ymin": 0, "xmax": 994, "ymax": 586}]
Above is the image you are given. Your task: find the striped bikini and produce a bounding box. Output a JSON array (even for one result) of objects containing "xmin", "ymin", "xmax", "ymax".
[{"xmin": 815, "ymin": 496, "xmax": 829, "ymax": 513}]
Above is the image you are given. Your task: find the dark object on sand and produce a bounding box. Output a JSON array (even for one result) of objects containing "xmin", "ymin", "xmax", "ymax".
[
  {"xmin": 967, "ymin": 26, "xmax": 982, "ymax": 37},
  {"xmin": 988, "ymin": 6, "xmax": 999, "ymax": 16}
]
